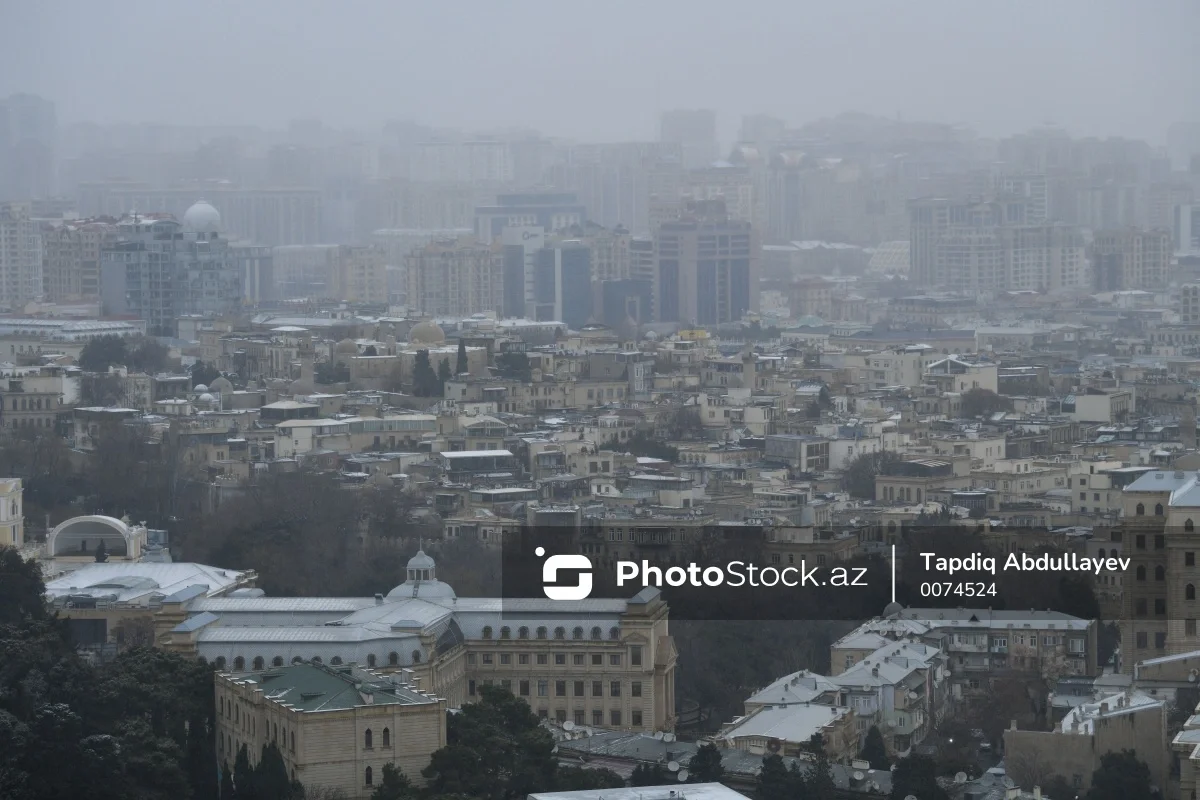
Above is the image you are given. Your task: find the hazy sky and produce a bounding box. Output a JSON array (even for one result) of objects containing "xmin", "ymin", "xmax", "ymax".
[{"xmin": 2, "ymin": 0, "xmax": 1197, "ymax": 145}]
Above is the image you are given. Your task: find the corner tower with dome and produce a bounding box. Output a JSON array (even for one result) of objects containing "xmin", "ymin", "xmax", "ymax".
[
  {"xmin": 101, "ymin": 198, "xmax": 242, "ymax": 335},
  {"xmin": 160, "ymin": 546, "xmax": 678, "ymax": 734}
]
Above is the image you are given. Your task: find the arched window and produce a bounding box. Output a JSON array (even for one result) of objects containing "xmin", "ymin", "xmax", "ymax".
[
  {"xmin": 518, "ymin": 626, "xmax": 530, "ymax": 639},
  {"xmin": 554, "ymin": 626, "xmax": 566, "ymax": 640},
  {"xmin": 311, "ymin": 656, "xmax": 322, "ymax": 665},
  {"xmin": 1137, "ymin": 566, "xmax": 1147, "ymax": 581},
  {"xmin": 215, "ymin": 656, "xmax": 227, "ymax": 670},
  {"xmin": 290, "ymin": 731, "xmax": 295, "ymax": 752},
  {"xmin": 382, "ymin": 728, "xmax": 390, "ymax": 747},
  {"xmin": 1188, "ymin": 584, "xmax": 1196, "ymax": 601},
  {"xmin": 331, "ymin": 656, "xmax": 343, "ymax": 665},
  {"xmin": 365, "ymin": 729, "xmax": 373, "ymax": 749},
  {"xmin": 367, "ymin": 654, "xmax": 377, "ymax": 668},
  {"xmin": 591, "ymin": 626, "xmax": 603, "ymax": 640},
  {"xmin": 1156, "ymin": 503, "xmax": 1165, "ymax": 516},
  {"xmin": 198, "ymin": 656, "xmax": 208, "ymax": 665},
  {"xmin": 389, "ymin": 652, "xmax": 399, "ymax": 666},
  {"xmin": 1188, "ymin": 520, "xmax": 1196, "ymax": 532},
  {"xmin": 412, "ymin": 650, "xmax": 422, "ymax": 664},
  {"xmin": 572, "ymin": 626, "xmax": 584, "ymax": 640},
  {"xmin": 1156, "ymin": 565, "xmax": 1166, "ymax": 581},
  {"xmin": 1137, "ymin": 503, "xmax": 1145, "ymax": 516},
  {"xmin": 365, "ymin": 767, "xmax": 373, "ymax": 786},
  {"xmin": 609, "ymin": 626, "xmax": 620, "ymax": 640},
  {"xmin": 482, "ymin": 626, "xmax": 493, "ymax": 639},
  {"xmin": 253, "ymin": 656, "xmax": 265, "ymax": 671},
  {"xmin": 273, "ymin": 656, "xmax": 284, "ymax": 667},
  {"xmin": 292, "ymin": 656, "xmax": 304, "ymax": 665},
  {"xmin": 500, "ymin": 626, "xmax": 511, "ymax": 639},
  {"xmin": 536, "ymin": 626, "xmax": 548, "ymax": 639}
]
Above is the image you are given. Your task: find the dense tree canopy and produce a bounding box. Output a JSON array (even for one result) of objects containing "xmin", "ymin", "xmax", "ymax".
[
  {"xmin": 960, "ymin": 387, "xmax": 1012, "ymax": 419},
  {"xmin": 841, "ymin": 450, "xmax": 903, "ymax": 499},
  {"xmin": 1085, "ymin": 750, "xmax": 1156, "ymax": 800}
]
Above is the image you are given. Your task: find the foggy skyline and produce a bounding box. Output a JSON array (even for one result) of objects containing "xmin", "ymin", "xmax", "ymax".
[{"xmin": 3, "ymin": 0, "xmax": 1198, "ymax": 146}]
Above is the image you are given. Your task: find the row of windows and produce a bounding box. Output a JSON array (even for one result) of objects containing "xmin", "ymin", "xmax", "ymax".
[
  {"xmin": 469, "ymin": 678, "xmax": 643, "ymax": 698},
  {"xmin": 535, "ymin": 708, "xmax": 639, "ymax": 727},
  {"xmin": 481, "ymin": 625, "xmax": 620, "ymax": 641},
  {"xmin": 469, "ymin": 651, "xmax": 635, "ymax": 667},
  {"xmin": 210, "ymin": 651, "xmax": 421, "ymax": 671}
]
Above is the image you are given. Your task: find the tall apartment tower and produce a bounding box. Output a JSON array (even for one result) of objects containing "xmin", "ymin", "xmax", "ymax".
[
  {"xmin": 0, "ymin": 93, "xmax": 56, "ymax": 200},
  {"xmin": 659, "ymin": 109, "xmax": 719, "ymax": 171},
  {"xmin": 43, "ymin": 218, "xmax": 116, "ymax": 302},
  {"xmin": 99, "ymin": 202, "xmax": 242, "ymax": 336},
  {"xmin": 652, "ymin": 199, "xmax": 758, "ymax": 325},
  {"xmin": 0, "ymin": 202, "xmax": 43, "ymax": 309},
  {"xmin": 405, "ymin": 237, "xmax": 503, "ymax": 318},
  {"xmin": 533, "ymin": 240, "xmax": 592, "ymax": 328},
  {"xmin": 1091, "ymin": 228, "xmax": 1173, "ymax": 291}
]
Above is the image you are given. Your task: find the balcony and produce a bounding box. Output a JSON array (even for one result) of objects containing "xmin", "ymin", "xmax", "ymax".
[{"xmin": 989, "ymin": 644, "xmax": 1008, "ymax": 653}]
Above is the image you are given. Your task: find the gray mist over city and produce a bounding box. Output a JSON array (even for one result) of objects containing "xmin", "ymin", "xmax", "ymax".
[{"xmin": 5, "ymin": 4, "xmax": 1200, "ymax": 800}]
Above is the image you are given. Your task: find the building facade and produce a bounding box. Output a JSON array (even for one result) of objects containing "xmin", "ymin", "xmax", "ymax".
[{"xmin": 0, "ymin": 202, "xmax": 43, "ymax": 309}]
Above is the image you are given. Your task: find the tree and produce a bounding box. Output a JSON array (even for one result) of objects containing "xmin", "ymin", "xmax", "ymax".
[
  {"xmin": 363, "ymin": 345, "xmax": 378, "ymax": 356},
  {"xmin": 94, "ymin": 540, "xmax": 108, "ymax": 563},
  {"xmin": 370, "ymin": 763, "xmax": 414, "ymax": 800},
  {"xmin": 756, "ymin": 755, "xmax": 793, "ymax": 800},
  {"xmin": 1084, "ymin": 751, "xmax": 1155, "ymax": 800},
  {"xmin": 191, "ymin": 360, "xmax": 221, "ymax": 388},
  {"xmin": 0, "ymin": 547, "xmax": 49, "ymax": 625},
  {"xmin": 438, "ymin": 357, "xmax": 452, "ymax": 390},
  {"xmin": 659, "ymin": 406, "xmax": 703, "ymax": 440},
  {"xmin": 960, "ymin": 387, "xmax": 1011, "ymax": 418},
  {"xmin": 494, "ymin": 351, "xmax": 531, "ymax": 381},
  {"xmin": 412, "ymin": 350, "xmax": 441, "ymax": 397},
  {"xmin": 78, "ymin": 334, "xmax": 129, "ymax": 372},
  {"xmin": 631, "ymin": 762, "xmax": 668, "ymax": 786},
  {"xmin": 127, "ymin": 337, "xmax": 170, "ymax": 373},
  {"xmin": 220, "ymin": 763, "xmax": 235, "ymax": 800},
  {"xmin": 456, "ymin": 339, "xmax": 469, "ymax": 375},
  {"xmin": 841, "ymin": 450, "xmax": 903, "ymax": 499},
  {"xmin": 421, "ymin": 685, "xmax": 557, "ymax": 800},
  {"xmin": 860, "ymin": 725, "xmax": 890, "ymax": 770},
  {"xmin": 890, "ymin": 753, "xmax": 949, "ymax": 800},
  {"xmin": 624, "ymin": 433, "xmax": 679, "ymax": 463},
  {"xmin": 315, "ymin": 361, "xmax": 350, "ymax": 385},
  {"xmin": 555, "ymin": 766, "xmax": 624, "ymax": 791},
  {"xmin": 234, "ymin": 744, "xmax": 257, "ymax": 798},
  {"xmin": 688, "ymin": 742, "xmax": 725, "ymax": 783},
  {"xmin": 256, "ymin": 742, "xmax": 297, "ymax": 800},
  {"xmin": 800, "ymin": 744, "xmax": 838, "ymax": 800}
]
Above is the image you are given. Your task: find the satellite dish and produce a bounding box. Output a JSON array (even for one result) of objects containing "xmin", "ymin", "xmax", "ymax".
[
  {"xmin": 677, "ymin": 770, "xmax": 689, "ymax": 782},
  {"xmin": 664, "ymin": 733, "xmax": 676, "ymax": 743},
  {"xmin": 552, "ymin": 746, "xmax": 559, "ymax": 754},
  {"xmin": 654, "ymin": 731, "xmax": 665, "ymax": 740},
  {"xmin": 907, "ymin": 795, "xmax": 920, "ymax": 800},
  {"xmin": 564, "ymin": 721, "xmax": 575, "ymax": 731},
  {"xmin": 668, "ymin": 761, "xmax": 680, "ymax": 772},
  {"xmin": 853, "ymin": 771, "xmax": 865, "ymax": 781},
  {"xmin": 908, "ymin": 690, "xmax": 919, "ymax": 699},
  {"xmin": 955, "ymin": 772, "xmax": 968, "ymax": 784}
]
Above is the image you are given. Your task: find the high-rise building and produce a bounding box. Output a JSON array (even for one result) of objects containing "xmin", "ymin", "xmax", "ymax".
[
  {"xmin": 1147, "ymin": 183, "xmax": 1193, "ymax": 231},
  {"xmin": 42, "ymin": 218, "xmax": 116, "ymax": 302},
  {"xmin": 659, "ymin": 109, "xmax": 719, "ymax": 170},
  {"xmin": 0, "ymin": 94, "xmax": 56, "ymax": 200},
  {"xmin": 405, "ymin": 238, "xmax": 502, "ymax": 318},
  {"xmin": 533, "ymin": 240, "xmax": 591, "ymax": 328},
  {"xmin": 551, "ymin": 142, "xmax": 681, "ymax": 236},
  {"xmin": 474, "ymin": 193, "xmax": 585, "ymax": 245},
  {"xmin": 330, "ymin": 245, "xmax": 387, "ymax": 305},
  {"xmin": 0, "ymin": 202, "xmax": 43, "ymax": 309},
  {"xmin": 500, "ymin": 226, "xmax": 545, "ymax": 319},
  {"xmin": 994, "ymin": 173, "xmax": 1049, "ymax": 222},
  {"xmin": 99, "ymin": 202, "xmax": 242, "ymax": 336},
  {"xmin": 1176, "ymin": 204, "xmax": 1200, "ymax": 255},
  {"xmin": 653, "ymin": 200, "xmax": 758, "ymax": 325},
  {"xmin": 1091, "ymin": 228, "xmax": 1172, "ymax": 291},
  {"xmin": 231, "ymin": 243, "xmax": 275, "ymax": 305},
  {"xmin": 79, "ymin": 185, "xmax": 323, "ymax": 247}
]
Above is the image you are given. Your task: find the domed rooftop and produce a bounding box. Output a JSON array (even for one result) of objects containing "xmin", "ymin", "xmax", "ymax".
[
  {"xmin": 386, "ymin": 548, "xmax": 456, "ymax": 600},
  {"xmin": 197, "ymin": 392, "xmax": 216, "ymax": 404},
  {"xmin": 883, "ymin": 601, "xmax": 905, "ymax": 618},
  {"xmin": 209, "ymin": 376, "xmax": 233, "ymax": 393},
  {"xmin": 183, "ymin": 200, "xmax": 221, "ymax": 232},
  {"xmin": 408, "ymin": 320, "xmax": 445, "ymax": 345},
  {"xmin": 335, "ymin": 338, "xmax": 359, "ymax": 354},
  {"xmin": 193, "ymin": 383, "xmax": 209, "ymax": 392}
]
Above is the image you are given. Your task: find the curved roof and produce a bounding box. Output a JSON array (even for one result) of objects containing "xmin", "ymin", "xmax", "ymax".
[
  {"xmin": 47, "ymin": 514, "xmax": 132, "ymax": 557},
  {"xmin": 183, "ymin": 200, "xmax": 221, "ymax": 232},
  {"xmin": 408, "ymin": 320, "xmax": 446, "ymax": 344}
]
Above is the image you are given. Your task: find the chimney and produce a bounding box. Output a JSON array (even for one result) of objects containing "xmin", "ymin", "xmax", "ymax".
[
  {"xmin": 1034, "ymin": 786, "xmax": 1042, "ymax": 800},
  {"xmin": 375, "ymin": 593, "xmax": 384, "ymax": 605},
  {"xmin": 1010, "ymin": 719, "xmax": 1017, "ymax": 730},
  {"xmin": 1100, "ymin": 702, "xmax": 1109, "ymax": 713}
]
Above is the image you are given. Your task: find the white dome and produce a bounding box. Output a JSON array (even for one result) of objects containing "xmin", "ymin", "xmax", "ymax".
[
  {"xmin": 183, "ymin": 200, "xmax": 221, "ymax": 232},
  {"xmin": 198, "ymin": 392, "xmax": 216, "ymax": 403},
  {"xmin": 408, "ymin": 550, "xmax": 436, "ymax": 571},
  {"xmin": 193, "ymin": 384, "xmax": 209, "ymax": 392}
]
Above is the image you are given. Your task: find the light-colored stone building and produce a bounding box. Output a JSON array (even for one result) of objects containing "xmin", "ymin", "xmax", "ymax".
[{"xmin": 215, "ymin": 662, "xmax": 446, "ymax": 799}]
